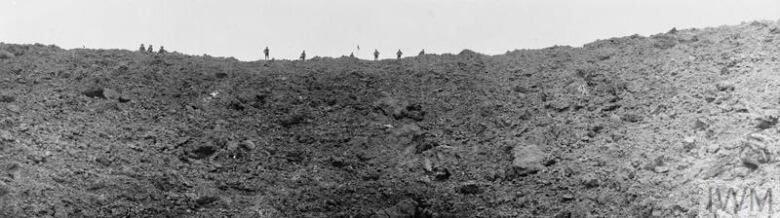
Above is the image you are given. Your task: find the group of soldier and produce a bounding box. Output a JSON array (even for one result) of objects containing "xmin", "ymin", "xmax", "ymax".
[
  {"xmin": 263, "ymin": 46, "xmax": 425, "ymax": 61},
  {"xmin": 139, "ymin": 44, "xmax": 166, "ymax": 54},
  {"xmin": 135, "ymin": 44, "xmax": 422, "ymax": 60}
]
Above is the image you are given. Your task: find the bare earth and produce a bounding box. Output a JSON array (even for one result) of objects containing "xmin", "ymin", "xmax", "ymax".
[{"xmin": 1, "ymin": 21, "xmax": 780, "ymax": 217}]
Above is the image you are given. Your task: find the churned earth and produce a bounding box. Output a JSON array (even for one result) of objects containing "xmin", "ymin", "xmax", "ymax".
[{"xmin": 2, "ymin": 20, "xmax": 780, "ymax": 217}]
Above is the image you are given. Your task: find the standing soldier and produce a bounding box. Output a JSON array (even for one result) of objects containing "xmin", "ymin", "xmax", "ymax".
[
  {"xmin": 419, "ymin": 49, "xmax": 425, "ymax": 56},
  {"xmin": 300, "ymin": 50, "xmax": 306, "ymax": 61},
  {"xmin": 263, "ymin": 46, "xmax": 269, "ymax": 60},
  {"xmin": 139, "ymin": 44, "xmax": 146, "ymax": 52},
  {"xmin": 147, "ymin": 45, "xmax": 154, "ymax": 53},
  {"xmin": 396, "ymin": 49, "xmax": 402, "ymax": 59},
  {"xmin": 158, "ymin": 46, "xmax": 166, "ymax": 54},
  {"xmin": 349, "ymin": 52, "xmax": 355, "ymax": 58},
  {"xmin": 373, "ymin": 49, "xmax": 379, "ymax": 61}
]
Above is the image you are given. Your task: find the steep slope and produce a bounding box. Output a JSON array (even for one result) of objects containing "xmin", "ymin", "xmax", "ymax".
[{"xmin": 0, "ymin": 20, "xmax": 779, "ymax": 217}]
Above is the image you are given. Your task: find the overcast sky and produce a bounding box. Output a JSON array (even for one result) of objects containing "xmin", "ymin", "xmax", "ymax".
[{"xmin": 1, "ymin": 0, "xmax": 779, "ymax": 61}]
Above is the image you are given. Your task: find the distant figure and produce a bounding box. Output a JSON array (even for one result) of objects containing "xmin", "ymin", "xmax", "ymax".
[
  {"xmin": 419, "ymin": 49, "xmax": 425, "ymax": 56},
  {"xmin": 373, "ymin": 49, "xmax": 379, "ymax": 61},
  {"xmin": 396, "ymin": 49, "xmax": 402, "ymax": 59},
  {"xmin": 349, "ymin": 52, "xmax": 355, "ymax": 58},
  {"xmin": 139, "ymin": 44, "xmax": 146, "ymax": 52},
  {"xmin": 158, "ymin": 46, "xmax": 166, "ymax": 54},
  {"xmin": 263, "ymin": 46, "xmax": 269, "ymax": 60},
  {"xmin": 147, "ymin": 45, "xmax": 154, "ymax": 53},
  {"xmin": 300, "ymin": 50, "xmax": 306, "ymax": 61}
]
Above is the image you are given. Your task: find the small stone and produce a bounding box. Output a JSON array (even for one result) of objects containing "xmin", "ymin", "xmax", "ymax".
[
  {"xmin": 226, "ymin": 141, "xmax": 240, "ymax": 151},
  {"xmin": 596, "ymin": 192, "xmax": 613, "ymax": 205},
  {"xmin": 584, "ymin": 178, "xmax": 599, "ymax": 188},
  {"xmin": 0, "ymin": 95, "xmax": 14, "ymax": 103},
  {"xmin": 654, "ymin": 166, "xmax": 670, "ymax": 173},
  {"xmin": 561, "ymin": 193, "xmax": 575, "ymax": 201},
  {"xmin": 422, "ymin": 158, "xmax": 433, "ymax": 172},
  {"xmin": 0, "ymin": 182, "xmax": 9, "ymax": 197},
  {"xmin": 507, "ymin": 143, "xmax": 546, "ymax": 178},
  {"xmin": 432, "ymin": 167, "xmax": 451, "ymax": 181},
  {"xmin": 82, "ymin": 88, "xmax": 106, "ymax": 99},
  {"xmin": 240, "ymin": 140, "xmax": 256, "ymax": 150},
  {"xmin": 732, "ymin": 167, "xmax": 750, "ymax": 178},
  {"xmin": 0, "ymin": 50, "xmax": 14, "ymax": 59},
  {"xmin": 715, "ymin": 82, "xmax": 735, "ymax": 92},
  {"xmin": 0, "ymin": 130, "xmax": 13, "ymax": 142},
  {"xmin": 392, "ymin": 199, "xmax": 418, "ymax": 216},
  {"xmin": 706, "ymin": 143, "xmax": 720, "ymax": 153},
  {"xmin": 457, "ymin": 184, "xmax": 483, "ymax": 195},
  {"xmin": 682, "ymin": 136, "xmax": 695, "ymax": 145},
  {"xmin": 95, "ymin": 156, "xmax": 112, "ymax": 166},
  {"xmin": 392, "ymin": 123, "xmax": 422, "ymax": 137},
  {"xmin": 103, "ymin": 88, "xmax": 121, "ymax": 100},
  {"xmin": 742, "ymin": 157, "xmax": 760, "ymax": 170},
  {"xmin": 17, "ymin": 123, "xmax": 29, "ymax": 132},
  {"xmin": 5, "ymin": 104, "xmax": 20, "ymax": 113}
]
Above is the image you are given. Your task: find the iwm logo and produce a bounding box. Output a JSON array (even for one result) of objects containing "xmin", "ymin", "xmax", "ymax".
[{"xmin": 706, "ymin": 186, "xmax": 774, "ymax": 217}]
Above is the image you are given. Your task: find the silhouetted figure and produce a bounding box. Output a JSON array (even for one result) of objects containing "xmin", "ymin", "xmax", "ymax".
[
  {"xmin": 139, "ymin": 44, "xmax": 145, "ymax": 52},
  {"xmin": 373, "ymin": 49, "xmax": 379, "ymax": 61},
  {"xmin": 396, "ymin": 49, "xmax": 402, "ymax": 59},
  {"xmin": 263, "ymin": 46, "xmax": 269, "ymax": 60},
  {"xmin": 300, "ymin": 50, "xmax": 306, "ymax": 61},
  {"xmin": 147, "ymin": 45, "xmax": 154, "ymax": 53},
  {"xmin": 158, "ymin": 46, "xmax": 166, "ymax": 54},
  {"xmin": 349, "ymin": 52, "xmax": 355, "ymax": 58},
  {"xmin": 419, "ymin": 49, "xmax": 425, "ymax": 56}
]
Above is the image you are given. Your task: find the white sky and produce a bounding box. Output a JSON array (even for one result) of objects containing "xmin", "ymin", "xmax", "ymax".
[{"xmin": 1, "ymin": 0, "xmax": 779, "ymax": 61}]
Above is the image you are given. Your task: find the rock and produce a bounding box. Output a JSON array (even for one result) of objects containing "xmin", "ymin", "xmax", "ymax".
[
  {"xmin": 621, "ymin": 113, "xmax": 643, "ymax": 123},
  {"xmin": 654, "ymin": 166, "xmax": 670, "ymax": 173},
  {"xmin": 700, "ymin": 158, "xmax": 729, "ymax": 179},
  {"xmin": 682, "ymin": 136, "xmax": 696, "ymax": 151},
  {"xmin": 0, "ymin": 50, "xmax": 14, "ymax": 59},
  {"xmin": 506, "ymin": 143, "xmax": 546, "ymax": 179},
  {"xmin": 392, "ymin": 123, "xmax": 422, "ymax": 137},
  {"xmin": 422, "ymin": 158, "xmax": 433, "ymax": 172},
  {"xmin": 226, "ymin": 141, "xmax": 240, "ymax": 151},
  {"xmin": 0, "ymin": 182, "xmax": 9, "ymax": 197},
  {"xmin": 432, "ymin": 167, "xmax": 451, "ymax": 181},
  {"xmin": 5, "ymin": 104, "xmax": 20, "ymax": 113},
  {"xmin": 731, "ymin": 167, "xmax": 750, "ymax": 178},
  {"xmin": 0, "ymin": 130, "xmax": 12, "ymax": 142},
  {"xmin": 102, "ymin": 88, "xmax": 121, "ymax": 100},
  {"xmin": 715, "ymin": 82, "xmax": 735, "ymax": 92},
  {"xmin": 756, "ymin": 116, "xmax": 778, "ymax": 130},
  {"xmin": 117, "ymin": 96, "xmax": 131, "ymax": 103},
  {"xmin": 188, "ymin": 145, "xmax": 218, "ymax": 159},
  {"xmin": 584, "ymin": 178, "xmax": 599, "ymax": 188},
  {"xmin": 279, "ymin": 113, "xmax": 308, "ymax": 128},
  {"xmin": 27, "ymin": 153, "xmax": 48, "ymax": 164},
  {"xmin": 0, "ymin": 95, "xmax": 14, "ymax": 103},
  {"xmin": 374, "ymin": 96, "xmax": 404, "ymax": 117},
  {"xmin": 705, "ymin": 143, "xmax": 720, "ymax": 154},
  {"xmin": 240, "ymin": 140, "xmax": 256, "ymax": 150},
  {"xmin": 82, "ymin": 88, "xmax": 106, "ymax": 99},
  {"xmin": 387, "ymin": 198, "xmax": 418, "ymax": 217},
  {"xmin": 553, "ymin": 210, "xmax": 572, "ymax": 218},
  {"xmin": 373, "ymin": 96, "xmax": 425, "ymax": 121},
  {"xmin": 95, "ymin": 156, "xmax": 112, "ymax": 166},
  {"xmin": 457, "ymin": 184, "xmax": 483, "ymax": 195},
  {"xmin": 561, "ymin": 193, "xmax": 575, "ymax": 201},
  {"xmin": 398, "ymin": 103, "xmax": 425, "ymax": 121},
  {"xmin": 742, "ymin": 157, "xmax": 760, "ymax": 170}
]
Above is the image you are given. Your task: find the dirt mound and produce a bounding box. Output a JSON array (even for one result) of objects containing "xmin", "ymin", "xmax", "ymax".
[{"xmin": 1, "ymin": 20, "xmax": 780, "ymax": 217}]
